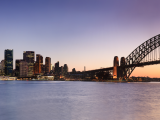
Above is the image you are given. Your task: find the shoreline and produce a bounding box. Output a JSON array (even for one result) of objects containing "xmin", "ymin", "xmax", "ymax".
[{"xmin": 0, "ymin": 79, "xmax": 154, "ymax": 82}]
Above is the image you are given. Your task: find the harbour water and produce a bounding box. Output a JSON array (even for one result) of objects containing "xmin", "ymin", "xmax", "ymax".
[{"xmin": 1, "ymin": 81, "xmax": 160, "ymax": 120}]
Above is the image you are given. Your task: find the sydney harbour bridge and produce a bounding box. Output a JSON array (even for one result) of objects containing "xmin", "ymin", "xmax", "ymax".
[{"xmin": 85, "ymin": 34, "xmax": 160, "ymax": 80}]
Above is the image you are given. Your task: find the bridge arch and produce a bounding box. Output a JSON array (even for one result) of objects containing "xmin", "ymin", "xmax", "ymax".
[{"xmin": 125, "ymin": 34, "xmax": 160, "ymax": 79}]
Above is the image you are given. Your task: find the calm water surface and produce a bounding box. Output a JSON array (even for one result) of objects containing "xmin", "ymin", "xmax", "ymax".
[{"xmin": 0, "ymin": 81, "xmax": 160, "ymax": 120}]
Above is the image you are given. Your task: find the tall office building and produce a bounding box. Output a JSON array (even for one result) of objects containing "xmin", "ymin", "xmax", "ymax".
[
  {"xmin": 19, "ymin": 61, "xmax": 28, "ymax": 77},
  {"xmin": 15, "ymin": 59, "xmax": 28, "ymax": 77},
  {"xmin": 23, "ymin": 51, "xmax": 35, "ymax": 77},
  {"xmin": 59, "ymin": 66, "xmax": 63, "ymax": 75},
  {"xmin": 15, "ymin": 59, "xmax": 23, "ymax": 77},
  {"xmin": 63, "ymin": 64, "xmax": 68, "ymax": 76},
  {"xmin": 5, "ymin": 49, "xmax": 13, "ymax": 76},
  {"xmin": 45, "ymin": 57, "xmax": 51, "ymax": 73},
  {"xmin": 34, "ymin": 62, "xmax": 38, "ymax": 74},
  {"xmin": 55, "ymin": 61, "xmax": 59, "ymax": 75},
  {"xmin": 42, "ymin": 65, "xmax": 45, "ymax": 73},
  {"xmin": 34, "ymin": 54, "xmax": 43, "ymax": 74}
]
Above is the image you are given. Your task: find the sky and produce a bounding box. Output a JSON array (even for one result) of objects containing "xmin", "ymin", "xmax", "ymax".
[{"xmin": 1, "ymin": 0, "xmax": 160, "ymax": 77}]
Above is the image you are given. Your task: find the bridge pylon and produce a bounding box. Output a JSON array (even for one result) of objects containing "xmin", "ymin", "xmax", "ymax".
[
  {"xmin": 119, "ymin": 57, "xmax": 126, "ymax": 80},
  {"xmin": 113, "ymin": 56, "xmax": 120, "ymax": 79}
]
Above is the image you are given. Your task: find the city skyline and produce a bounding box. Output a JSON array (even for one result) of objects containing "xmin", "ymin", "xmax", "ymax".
[{"xmin": 1, "ymin": 0, "xmax": 160, "ymax": 77}]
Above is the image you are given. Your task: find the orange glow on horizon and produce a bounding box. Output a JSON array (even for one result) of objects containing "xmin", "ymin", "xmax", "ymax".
[{"xmin": 131, "ymin": 64, "xmax": 160, "ymax": 78}]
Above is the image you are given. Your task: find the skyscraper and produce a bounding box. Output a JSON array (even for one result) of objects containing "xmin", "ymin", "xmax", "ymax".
[
  {"xmin": 23, "ymin": 51, "xmax": 35, "ymax": 77},
  {"xmin": 55, "ymin": 61, "xmax": 59, "ymax": 75},
  {"xmin": 45, "ymin": 57, "xmax": 51, "ymax": 73},
  {"xmin": 59, "ymin": 66, "xmax": 63, "ymax": 75},
  {"xmin": 34, "ymin": 54, "xmax": 43, "ymax": 74},
  {"xmin": 5, "ymin": 49, "xmax": 13, "ymax": 76},
  {"xmin": 63, "ymin": 64, "xmax": 68, "ymax": 76},
  {"xmin": 42, "ymin": 65, "xmax": 45, "ymax": 74},
  {"xmin": 15, "ymin": 59, "xmax": 23, "ymax": 77},
  {"xmin": 19, "ymin": 61, "xmax": 28, "ymax": 77}
]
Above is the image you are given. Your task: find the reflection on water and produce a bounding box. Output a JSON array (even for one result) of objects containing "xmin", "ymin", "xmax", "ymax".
[{"xmin": 0, "ymin": 81, "xmax": 160, "ymax": 120}]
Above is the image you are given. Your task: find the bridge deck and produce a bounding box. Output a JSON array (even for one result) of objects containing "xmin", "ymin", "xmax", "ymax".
[
  {"xmin": 124, "ymin": 60, "xmax": 160, "ymax": 68},
  {"xmin": 85, "ymin": 60, "xmax": 160, "ymax": 73}
]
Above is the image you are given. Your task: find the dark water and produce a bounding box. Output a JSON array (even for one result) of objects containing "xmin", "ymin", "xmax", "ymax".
[{"xmin": 0, "ymin": 81, "xmax": 160, "ymax": 120}]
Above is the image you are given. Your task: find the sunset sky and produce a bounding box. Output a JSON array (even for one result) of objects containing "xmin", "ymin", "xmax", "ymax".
[{"xmin": 1, "ymin": 0, "xmax": 160, "ymax": 77}]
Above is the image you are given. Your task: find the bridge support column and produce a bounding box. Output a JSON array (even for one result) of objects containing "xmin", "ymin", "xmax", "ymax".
[
  {"xmin": 120, "ymin": 57, "xmax": 126, "ymax": 80},
  {"xmin": 113, "ymin": 56, "xmax": 119, "ymax": 80}
]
